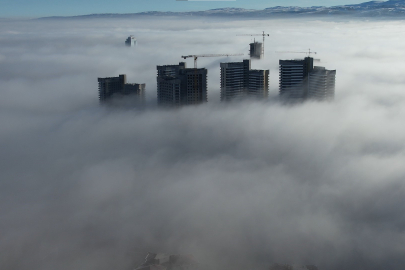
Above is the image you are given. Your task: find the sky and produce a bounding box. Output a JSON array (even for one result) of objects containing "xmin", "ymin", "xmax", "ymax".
[
  {"xmin": 1, "ymin": 14, "xmax": 405, "ymax": 270},
  {"xmin": 1, "ymin": 0, "xmax": 368, "ymax": 18}
]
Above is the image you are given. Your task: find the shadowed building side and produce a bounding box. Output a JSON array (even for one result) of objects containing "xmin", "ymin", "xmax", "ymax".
[
  {"xmin": 221, "ymin": 59, "xmax": 268, "ymax": 101},
  {"xmin": 250, "ymin": 41, "xmax": 263, "ymax": 59},
  {"xmin": 180, "ymin": 69, "xmax": 208, "ymax": 105},
  {"xmin": 98, "ymin": 74, "xmax": 145, "ymax": 104},
  {"xmin": 98, "ymin": 74, "xmax": 126, "ymax": 102},
  {"xmin": 157, "ymin": 62, "xmax": 207, "ymax": 106},
  {"xmin": 157, "ymin": 77, "xmax": 182, "ymax": 106},
  {"xmin": 248, "ymin": 69, "xmax": 269, "ymax": 98},
  {"xmin": 123, "ymin": 83, "xmax": 145, "ymax": 103}
]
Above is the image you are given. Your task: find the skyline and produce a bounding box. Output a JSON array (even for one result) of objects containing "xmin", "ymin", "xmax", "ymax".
[{"xmin": 2, "ymin": 0, "xmax": 367, "ymax": 18}]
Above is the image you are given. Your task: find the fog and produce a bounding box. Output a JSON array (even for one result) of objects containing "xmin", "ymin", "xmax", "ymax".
[{"xmin": 1, "ymin": 17, "xmax": 405, "ymax": 270}]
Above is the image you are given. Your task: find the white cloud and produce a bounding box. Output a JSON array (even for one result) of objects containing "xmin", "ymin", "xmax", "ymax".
[{"xmin": 1, "ymin": 16, "xmax": 405, "ymax": 270}]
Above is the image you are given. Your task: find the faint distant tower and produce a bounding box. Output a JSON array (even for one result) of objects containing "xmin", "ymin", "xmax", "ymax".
[
  {"xmin": 98, "ymin": 74, "xmax": 145, "ymax": 103},
  {"xmin": 220, "ymin": 59, "xmax": 268, "ymax": 101},
  {"xmin": 125, "ymin": 35, "xmax": 137, "ymax": 47},
  {"xmin": 98, "ymin": 74, "xmax": 126, "ymax": 101},
  {"xmin": 157, "ymin": 62, "xmax": 207, "ymax": 106},
  {"xmin": 308, "ymin": 66, "xmax": 336, "ymax": 101},
  {"xmin": 279, "ymin": 57, "xmax": 314, "ymax": 100},
  {"xmin": 250, "ymin": 40, "xmax": 263, "ymax": 59}
]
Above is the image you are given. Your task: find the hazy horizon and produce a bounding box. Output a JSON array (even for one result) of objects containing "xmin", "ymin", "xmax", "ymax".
[{"xmin": 1, "ymin": 0, "xmax": 370, "ymax": 18}]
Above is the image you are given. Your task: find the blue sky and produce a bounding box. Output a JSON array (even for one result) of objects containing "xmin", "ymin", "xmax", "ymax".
[{"xmin": 1, "ymin": 0, "xmax": 368, "ymax": 18}]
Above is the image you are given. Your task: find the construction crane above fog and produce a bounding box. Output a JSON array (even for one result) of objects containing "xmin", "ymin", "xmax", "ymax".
[
  {"xmin": 276, "ymin": 49, "xmax": 317, "ymax": 57},
  {"xmin": 237, "ymin": 31, "xmax": 270, "ymax": 57},
  {"xmin": 181, "ymin": 54, "xmax": 244, "ymax": 68}
]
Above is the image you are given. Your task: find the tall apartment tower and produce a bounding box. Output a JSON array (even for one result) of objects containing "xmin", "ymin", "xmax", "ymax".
[
  {"xmin": 123, "ymin": 83, "xmax": 146, "ymax": 103},
  {"xmin": 125, "ymin": 35, "xmax": 137, "ymax": 47},
  {"xmin": 157, "ymin": 62, "xmax": 207, "ymax": 106},
  {"xmin": 279, "ymin": 57, "xmax": 314, "ymax": 100},
  {"xmin": 98, "ymin": 75, "xmax": 126, "ymax": 101},
  {"xmin": 98, "ymin": 74, "xmax": 145, "ymax": 103},
  {"xmin": 248, "ymin": 70, "xmax": 269, "ymax": 98},
  {"xmin": 308, "ymin": 66, "xmax": 336, "ymax": 101},
  {"xmin": 249, "ymin": 41, "xmax": 263, "ymax": 59},
  {"xmin": 279, "ymin": 57, "xmax": 336, "ymax": 101},
  {"xmin": 220, "ymin": 59, "xmax": 268, "ymax": 101},
  {"xmin": 220, "ymin": 59, "xmax": 250, "ymax": 101}
]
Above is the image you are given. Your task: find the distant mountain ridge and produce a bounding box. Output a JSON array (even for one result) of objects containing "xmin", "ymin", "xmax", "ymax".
[{"xmin": 39, "ymin": 0, "xmax": 405, "ymax": 19}]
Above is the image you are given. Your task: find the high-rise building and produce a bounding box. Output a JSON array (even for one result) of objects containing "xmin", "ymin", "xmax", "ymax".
[
  {"xmin": 250, "ymin": 41, "xmax": 263, "ymax": 59},
  {"xmin": 123, "ymin": 83, "xmax": 146, "ymax": 103},
  {"xmin": 220, "ymin": 59, "xmax": 250, "ymax": 101},
  {"xmin": 125, "ymin": 35, "xmax": 137, "ymax": 47},
  {"xmin": 98, "ymin": 74, "xmax": 145, "ymax": 103},
  {"xmin": 220, "ymin": 59, "xmax": 268, "ymax": 101},
  {"xmin": 279, "ymin": 57, "xmax": 314, "ymax": 100},
  {"xmin": 248, "ymin": 70, "xmax": 269, "ymax": 98},
  {"xmin": 279, "ymin": 57, "xmax": 336, "ymax": 102},
  {"xmin": 308, "ymin": 66, "xmax": 336, "ymax": 101},
  {"xmin": 157, "ymin": 62, "xmax": 207, "ymax": 106},
  {"xmin": 98, "ymin": 75, "xmax": 126, "ymax": 101}
]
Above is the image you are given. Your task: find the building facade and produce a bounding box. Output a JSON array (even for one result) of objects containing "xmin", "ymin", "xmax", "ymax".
[
  {"xmin": 279, "ymin": 57, "xmax": 336, "ymax": 102},
  {"xmin": 123, "ymin": 83, "xmax": 146, "ymax": 103},
  {"xmin": 157, "ymin": 62, "xmax": 207, "ymax": 106},
  {"xmin": 248, "ymin": 69, "xmax": 269, "ymax": 98},
  {"xmin": 249, "ymin": 41, "xmax": 263, "ymax": 59},
  {"xmin": 98, "ymin": 74, "xmax": 145, "ymax": 103},
  {"xmin": 220, "ymin": 59, "xmax": 268, "ymax": 101},
  {"xmin": 98, "ymin": 75, "xmax": 126, "ymax": 101},
  {"xmin": 308, "ymin": 66, "xmax": 336, "ymax": 101},
  {"xmin": 220, "ymin": 59, "xmax": 250, "ymax": 101},
  {"xmin": 279, "ymin": 57, "xmax": 314, "ymax": 100},
  {"xmin": 125, "ymin": 35, "xmax": 137, "ymax": 47}
]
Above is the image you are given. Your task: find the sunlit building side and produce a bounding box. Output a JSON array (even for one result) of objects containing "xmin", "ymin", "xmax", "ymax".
[{"xmin": 308, "ymin": 66, "xmax": 336, "ymax": 101}]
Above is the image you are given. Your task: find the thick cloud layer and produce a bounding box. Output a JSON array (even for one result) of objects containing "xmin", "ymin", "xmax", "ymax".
[{"xmin": 1, "ymin": 17, "xmax": 405, "ymax": 270}]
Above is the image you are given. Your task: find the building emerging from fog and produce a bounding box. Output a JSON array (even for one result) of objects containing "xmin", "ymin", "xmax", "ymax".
[
  {"xmin": 157, "ymin": 62, "xmax": 207, "ymax": 106},
  {"xmin": 250, "ymin": 41, "xmax": 263, "ymax": 59},
  {"xmin": 249, "ymin": 69, "xmax": 269, "ymax": 98},
  {"xmin": 98, "ymin": 74, "xmax": 145, "ymax": 103},
  {"xmin": 279, "ymin": 57, "xmax": 335, "ymax": 101},
  {"xmin": 308, "ymin": 66, "xmax": 336, "ymax": 101},
  {"xmin": 125, "ymin": 35, "xmax": 137, "ymax": 47},
  {"xmin": 220, "ymin": 59, "xmax": 269, "ymax": 101},
  {"xmin": 279, "ymin": 57, "xmax": 314, "ymax": 100}
]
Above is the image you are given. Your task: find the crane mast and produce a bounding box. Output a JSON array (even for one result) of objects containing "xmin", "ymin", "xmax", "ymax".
[
  {"xmin": 180, "ymin": 53, "xmax": 244, "ymax": 95},
  {"xmin": 237, "ymin": 31, "xmax": 269, "ymax": 57},
  {"xmin": 275, "ymin": 49, "xmax": 317, "ymax": 57}
]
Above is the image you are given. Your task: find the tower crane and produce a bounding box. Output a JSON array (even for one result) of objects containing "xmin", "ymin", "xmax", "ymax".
[
  {"xmin": 181, "ymin": 53, "xmax": 244, "ymax": 69},
  {"xmin": 276, "ymin": 49, "xmax": 317, "ymax": 57},
  {"xmin": 237, "ymin": 31, "xmax": 269, "ymax": 56},
  {"xmin": 181, "ymin": 53, "xmax": 244, "ymax": 95}
]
